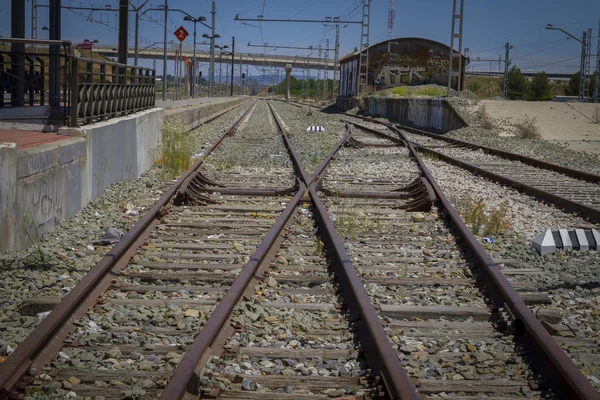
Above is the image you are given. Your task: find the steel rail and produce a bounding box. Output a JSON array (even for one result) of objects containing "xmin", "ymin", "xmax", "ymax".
[
  {"xmin": 0, "ymin": 100, "xmax": 257, "ymax": 399},
  {"xmin": 265, "ymin": 100, "xmax": 313, "ymax": 185},
  {"xmin": 353, "ymin": 115, "xmax": 600, "ymax": 184},
  {"xmin": 160, "ymin": 185, "xmax": 306, "ymax": 399},
  {"xmin": 349, "ymin": 118, "xmax": 600, "ymax": 399},
  {"xmin": 346, "ymin": 119, "xmax": 600, "ymax": 222},
  {"xmin": 394, "ymin": 121, "xmax": 600, "ymax": 183},
  {"xmin": 309, "ymin": 186, "xmax": 420, "ymax": 400},
  {"xmin": 163, "ymin": 101, "xmax": 420, "ymax": 399}
]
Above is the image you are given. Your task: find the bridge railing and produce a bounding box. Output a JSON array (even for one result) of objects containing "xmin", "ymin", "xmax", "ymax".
[{"xmin": 69, "ymin": 57, "xmax": 155, "ymax": 126}]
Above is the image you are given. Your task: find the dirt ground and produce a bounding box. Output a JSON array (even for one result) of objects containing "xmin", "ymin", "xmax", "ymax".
[{"xmin": 479, "ymin": 100, "xmax": 600, "ymax": 155}]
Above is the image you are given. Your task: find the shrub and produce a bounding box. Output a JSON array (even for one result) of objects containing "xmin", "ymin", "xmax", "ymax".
[{"xmin": 516, "ymin": 117, "xmax": 540, "ymax": 139}]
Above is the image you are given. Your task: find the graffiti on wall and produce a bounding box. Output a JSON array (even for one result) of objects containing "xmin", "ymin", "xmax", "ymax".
[{"xmin": 374, "ymin": 65, "xmax": 433, "ymax": 87}]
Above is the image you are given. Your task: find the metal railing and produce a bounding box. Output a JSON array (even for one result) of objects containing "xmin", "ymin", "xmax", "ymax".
[
  {"xmin": 0, "ymin": 37, "xmax": 156, "ymax": 127},
  {"xmin": 70, "ymin": 57, "xmax": 155, "ymax": 126}
]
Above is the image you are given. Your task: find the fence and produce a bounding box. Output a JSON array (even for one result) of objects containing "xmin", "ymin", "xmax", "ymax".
[
  {"xmin": 70, "ymin": 58, "xmax": 155, "ymax": 126},
  {"xmin": 0, "ymin": 37, "xmax": 156, "ymax": 127}
]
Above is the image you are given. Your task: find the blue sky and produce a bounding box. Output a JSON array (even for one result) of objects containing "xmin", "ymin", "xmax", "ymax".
[{"xmin": 2, "ymin": 0, "xmax": 599, "ymax": 78}]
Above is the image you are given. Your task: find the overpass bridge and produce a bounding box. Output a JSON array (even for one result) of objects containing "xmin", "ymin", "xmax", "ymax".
[{"xmin": 94, "ymin": 45, "xmax": 335, "ymax": 70}]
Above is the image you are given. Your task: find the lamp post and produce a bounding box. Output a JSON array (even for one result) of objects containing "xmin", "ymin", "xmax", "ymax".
[
  {"xmin": 183, "ymin": 15, "xmax": 208, "ymax": 98},
  {"xmin": 546, "ymin": 24, "xmax": 588, "ymax": 101},
  {"xmin": 203, "ymin": 32, "xmax": 220, "ymax": 97}
]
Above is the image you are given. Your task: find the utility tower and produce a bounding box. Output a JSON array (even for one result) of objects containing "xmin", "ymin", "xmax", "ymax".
[
  {"xmin": 503, "ymin": 42, "xmax": 512, "ymax": 99},
  {"xmin": 447, "ymin": 0, "xmax": 464, "ymax": 95},
  {"xmin": 358, "ymin": 0, "xmax": 371, "ymax": 94},
  {"xmin": 324, "ymin": 39, "xmax": 329, "ymax": 100},
  {"xmin": 334, "ymin": 19, "xmax": 340, "ymax": 98},
  {"xmin": 578, "ymin": 30, "xmax": 589, "ymax": 101},
  {"xmin": 596, "ymin": 22, "xmax": 600, "ymax": 102},
  {"xmin": 583, "ymin": 28, "xmax": 592, "ymax": 99},
  {"xmin": 387, "ymin": 0, "xmax": 395, "ymax": 40}
]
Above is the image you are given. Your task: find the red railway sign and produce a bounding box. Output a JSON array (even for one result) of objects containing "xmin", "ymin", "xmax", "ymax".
[{"xmin": 174, "ymin": 26, "xmax": 189, "ymax": 42}]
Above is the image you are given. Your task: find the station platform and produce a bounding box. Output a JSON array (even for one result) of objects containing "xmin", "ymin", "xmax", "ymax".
[{"xmin": 0, "ymin": 129, "xmax": 70, "ymax": 149}]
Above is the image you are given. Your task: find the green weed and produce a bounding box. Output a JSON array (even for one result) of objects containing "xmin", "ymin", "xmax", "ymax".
[
  {"xmin": 156, "ymin": 118, "xmax": 195, "ymax": 180},
  {"xmin": 391, "ymin": 86, "xmax": 408, "ymax": 96},
  {"xmin": 415, "ymin": 87, "xmax": 447, "ymax": 97}
]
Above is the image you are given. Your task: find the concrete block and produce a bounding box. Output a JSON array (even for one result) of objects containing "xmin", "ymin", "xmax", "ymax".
[
  {"xmin": 0, "ymin": 143, "xmax": 17, "ymax": 252},
  {"xmin": 16, "ymin": 144, "xmax": 59, "ymax": 178},
  {"xmin": 532, "ymin": 229, "xmax": 555, "ymax": 255},
  {"xmin": 575, "ymin": 229, "xmax": 589, "ymax": 251},
  {"xmin": 59, "ymin": 139, "xmax": 86, "ymax": 164},
  {"xmin": 592, "ymin": 229, "xmax": 600, "ymax": 251},
  {"xmin": 559, "ymin": 229, "xmax": 572, "ymax": 251}
]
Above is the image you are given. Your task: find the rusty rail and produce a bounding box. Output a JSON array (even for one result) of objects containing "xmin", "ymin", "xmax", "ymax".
[
  {"xmin": 353, "ymin": 115, "xmax": 600, "ymax": 184},
  {"xmin": 349, "ymin": 117, "xmax": 600, "ymax": 399},
  {"xmin": 347, "ymin": 119, "xmax": 600, "ymax": 222},
  {"xmin": 161, "ymin": 100, "xmax": 420, "ymax": 399},
  {"xmin": 0, "ymin": 100, "xmax": 256, "ymax": 399},
  {"xmin": 309, "ymin": 185, "xmax": 420, "ymax": 400}
]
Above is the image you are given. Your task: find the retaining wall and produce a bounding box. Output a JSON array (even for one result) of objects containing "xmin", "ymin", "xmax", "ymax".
[
  {"xmin": 1, "ymin": 97, "xmax": 250, "ymax": 252},
  {"xmin": 363, "ymin": 97, "xmax": 467, "ymax": 132},
  {"xmin": 335, "ymin": 96, "xmax": 362, "ymax": 112}
]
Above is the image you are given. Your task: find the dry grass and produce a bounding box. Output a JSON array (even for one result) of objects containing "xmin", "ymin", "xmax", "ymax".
[
  {"xmin": 515, "ymin": 117, "xmax": 540, "ymax": 139},
  {"xmin": 478, "ymin": 105, "xmax": 496, "ymax": 130},
  {"xmin": 462, "ymin": 197, "xmax": 510, "ymax": 236}
]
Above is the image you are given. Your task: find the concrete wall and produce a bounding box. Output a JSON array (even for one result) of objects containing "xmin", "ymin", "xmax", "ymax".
[
  {"xmin": 60, "ymin": 108, "xmax": 162, "ymax": 199},
  {"xmin": 0, "ymin": 138, "xmax": 87, "ymax": 250},
  {"xmin": 363, "ymin": 97, "xmax": 467, "ymax": 133},
  {"xmin": 1, "ymin": 97, "xmax": 250, "ymax": 252},
  {"xmin": 336, "ymin": 96, "xmax": 362, "ymax": 112}
]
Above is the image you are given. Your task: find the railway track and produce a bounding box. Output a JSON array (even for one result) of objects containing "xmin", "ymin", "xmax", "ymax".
[
  {"xmin": 0, "ymin": 99, "xmax": 598, "ymax": 399},
  {"xmin": 345, "ymin": 116, "xmax": 600, "ymax": 222}
]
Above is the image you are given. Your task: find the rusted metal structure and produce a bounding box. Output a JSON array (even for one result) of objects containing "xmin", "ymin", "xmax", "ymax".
[{"xmin": 338, "ymin": 37, "xmax": 466, "ymax": 98}]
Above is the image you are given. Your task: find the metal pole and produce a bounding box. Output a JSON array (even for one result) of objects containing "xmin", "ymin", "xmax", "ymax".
[
  {"xmin": 11, "ymin": 0, "xmax": 26, "ymax": 107},
  {"xmin": 134, "ymin": 10, "xmax": 139, "ymax": 65},
  {"xmin": 209, "ymin": 0, "xmax": 216, "ymax": 97},
  {"xmin": 192, "ymin": 21, "xmax": 197, "ymax": 98},
  {"xmin": 162, "ymin": 0, "xmax": 168, "ymax": 101},
  {"xmin": 578, "ymin": 31, "xmax": 587, "ymax": 101},
  {"xmin": 48, "ymin": 0, "xmax": 60, "ymax": 111},
  {"xmin": 118, "ymin": 0, "xmax": 128, "ymax": 66},
  {"xmin": 219, "ymin": 51, "xmax": 223, "ymax": 97},
  {"xmin": 230, "ymin": 36, "xmax": 235, "ymax": 96},
  {"xmin": 503, "ymin": 42, "xmax": 511, "ymax": 99},
  {"xmin": 334, "ymin": 23, "xmax": 339, "ymax": 98},
  {"xmin": 239, "ymin": 54, "xmax": 243, "ymax": 95},
  {"xmin": 594, "ymin": 22, "xmax": 600, "ymax": 103}
]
